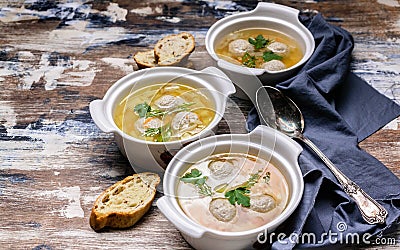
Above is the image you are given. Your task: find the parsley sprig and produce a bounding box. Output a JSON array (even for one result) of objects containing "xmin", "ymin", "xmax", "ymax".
[
  {"xmin": 133, "ymin": 101, "xmax": 195, "ymax": 142},
  {"xmin": 241, "ymin": 34, "xmax": 283, "ymax": 68},
  {"xmin": 242, "ymin": 52, "xmax": 256, "ymax": 68},
  {"xmin": 180, "ymin": 169, "xmax": 213, "ymax": 196},
  {"xmin": 143, "ymin": 124, "xmax": 172, "ymax": 142},
  {"xmin": 134, "ymin": 102, "xmax": 195, "ymax": 118},
  {"xmin": 224, "ymin": 172, "xmax": 270, "ymax": 207},
  {"xmin": 248, "ymin": 35, "xmax": 270, "ymax": 49},
  {"xmin": 225, "ymin": 187, "xmax": 250, "ymax": 207},
  {"xmin": 263, "ymin": 51, "xmax": 283, "ymax": 62},
  {"xmin": 134, "ymin": 103, "xmax": 151, "ymax": 118},
  {"xmin": 143, "ymin": 127, "xmax": 161, "ymax": 137}
]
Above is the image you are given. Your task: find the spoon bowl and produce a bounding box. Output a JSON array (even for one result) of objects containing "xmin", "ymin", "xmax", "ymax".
[{"xmin": 256, "ymin": 86, "xmax": 388, "ymax": 224}]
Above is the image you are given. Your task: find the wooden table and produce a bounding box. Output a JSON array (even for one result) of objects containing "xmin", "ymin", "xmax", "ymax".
[{"xmin": 0, "ymin": 0, "xmax": 399, "ymax": 249}]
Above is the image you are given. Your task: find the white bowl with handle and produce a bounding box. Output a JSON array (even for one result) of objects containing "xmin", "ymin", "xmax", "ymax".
[
  {"xmin": 205, "ymin": 2, "xmax": 315, "ymax": 102},
  {"xmin": 89, "ymin": 66, "xmax": 235, "ymax": 177},
  {"xmin": 157, "ymin": 125, "xmax": 304, "ymax": 250}
]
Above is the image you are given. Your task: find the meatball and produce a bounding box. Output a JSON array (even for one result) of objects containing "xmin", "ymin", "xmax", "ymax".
[
  {"xmin": 154, "ymin": 95, "xmax": 184, "ymax": 110},
  {"xmin": 135, "ymin": 117, "xmax": 163, "ymax": 134},
  {"xmin": 250, "ymin": 195, "xmax": 276, "ymax": 213},
  {"xmin": 209, "ymin": 198, "xmax": 237, "ymax": 222},
  {"xmin": 267, "ymin": 42, "xmax": 289, "ymax": 56},
  {"xmin": 171, "ymin": 111, "xmax": 200, "ymax": 131},
  {"xmin": 262, "ymin": 60, "xmax": 286, "ymax": 71},
  {"xmin": 208, "ymin": 160, "xmax": 234, "ymax": 179},
  {"xmin": 228, "ymin": 39, "xmax": 254, "ymax": 57}
]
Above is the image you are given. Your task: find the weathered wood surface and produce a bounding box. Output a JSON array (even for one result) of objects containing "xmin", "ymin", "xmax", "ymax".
[{"xmin": 0, "ymin": 0, "xmax": 399, "ymax": 249}]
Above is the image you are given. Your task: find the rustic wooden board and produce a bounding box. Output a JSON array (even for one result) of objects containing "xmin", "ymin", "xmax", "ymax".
[{"xmin": 0, "ymin": 0, "xmax": 399, "ymax": 249}]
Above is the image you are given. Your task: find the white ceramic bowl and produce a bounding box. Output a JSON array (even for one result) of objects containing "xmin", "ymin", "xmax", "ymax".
[
  {"xmin": 89, "ymin": 66, "xmax": 235, "ymax": 177},
  {"xmin": 157, "ymin": 125, "xmax": 304, "ymax": 250},
  {"xmin": 205, "ymin": 2, "xmax": 315, "ymax": 102}
]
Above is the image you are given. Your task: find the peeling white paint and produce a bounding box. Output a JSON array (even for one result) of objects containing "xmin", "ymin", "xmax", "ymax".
[
  {"xmin": 101, "ymin": 57, "xmax": 134, "ymax": 74},
  {"xmin": 155, "ymin": 16, "xmax": 181, "ymax": 23},
  {"xmin": 0, "ymin": 101, "xmax": 17, "ymax": 129},
  {"xmin": 1, "ymin": 3, "xmax": 133, "ymax": 53},
  {"xmin": 352, "ymin": 43, "xmax": 400, "ymax": 104},
  {"xmin": 395, "ymin": 18, "xmax": 400, "ymax": 32},
  {"xmin": 103, "ymin": 2, "xmax": 127, "ymax": 22},
  {"xmin": 377, "ymin": 0, "xmax": 400, "ymax": 7},
  {"xmin": 130, "ymin": 6, "xmax": 162, "ymax": 16},
  {"xmin": 206, "ymin": 0, "xmax": 248, "ymax": 13},
  {"xmin": 17, "ymin": 51, "xmax": 35, "ymax": 60},
  {"xmin": 0, "ymin": 1, "xmax": 127, "ymax": 24},
  {"xmin": 383, "ymin": 118, "xmax": 399, "ymax": 130},
  {"xmin": 0, "ymin": 119, "xmax": 103, "ymax": 170},
  {"xmin": 0, "ymin": 6, "xmax": 42, "ymax": 23},
  {"xmin": 0, "ymin": 1, "xmax": 91, "ymax": 23},
  {"xmin": 40, "ymin": 186, "xmax": 84, "ymax": 218},
  {"xmin": 45, "ymin": 20, "xmax": 132, "ymax": 53},
  {"xmin": 0, "ymin": 51, "xmax": 98, "ymax": 90},
  {"xmin": 0, "ymin": 68, "xmax": 14, "ymax": 82}
]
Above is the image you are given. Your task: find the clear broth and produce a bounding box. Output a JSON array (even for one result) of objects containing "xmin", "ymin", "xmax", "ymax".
[
  {"xmin": 113, "ymin": 83, "xmax": 215, "ymax": 142},
  {"xmin": 216, "ymin": 28, "xmax": 303, "ymax": 69}
]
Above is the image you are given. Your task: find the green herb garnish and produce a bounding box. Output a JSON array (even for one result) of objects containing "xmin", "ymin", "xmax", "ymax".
[
  {"xmin": 262, "ymin": 51, "xmax": 282, "ymax": 62},
  {"xmin": 247, "ymin": 173, "xmax": 260, "ymax": 187},
  {"xmin": 180, "ymin": 168, "xmax": 213, "ymax": 196},
  {"xmin": 134, "ymin": 101, "xmax": 195, "ymax": 142},
  {"xmin": 242, "ymin": 52, "xmax": 256, "ymax": 68},
  {"xmin": 134, "ymin": 102, "xmax": 195, "ymax": 118},
  {"xmin": 134, "ymin": 102, "xmax": 151, "ymax": 118},
  {"xmin": 224, "ymin": 173, "xmax": 261, "ymax": 207},
  {"xmin": 248, "ymin": 35, "xmax": 269, "ymax": 50},
  {"xmin": 143, "ymin": 127, "xmax": 162, "ymax": 137},
  {"xmin": 143, "ymin": 125, "xmax": 172, "ymax": 142},
  {"xmin": 225, "ymin": 187, "xmax": 250, "ymax": 207}
]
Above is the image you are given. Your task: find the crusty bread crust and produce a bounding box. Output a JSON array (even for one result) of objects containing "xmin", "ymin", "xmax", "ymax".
[
  {"xmin": 89, "ymin": 172, "xmax": 160, "ymax": 231},
  {"xmin": 133, "ymin": 32, "xmax": 195, "ymax": 68},
  {"xmin": 133, "ymin": 50, "xmax": 157, "ymax": 69},
  {"xmin": 154, "ymin": 32, "xmax": 195, "ymax": 66}
]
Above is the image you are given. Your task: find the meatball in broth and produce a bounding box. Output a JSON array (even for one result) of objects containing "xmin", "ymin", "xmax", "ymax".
[
  {"xmin": 177, "ymin": 153, "xmax": 289, "ymax": 232},
  {"xmin": 216, "ymin": 28, "xmax": 303, "ymax": 70},
  {"xmin": 113, "ymin": 83, "xmax": 215, "ymax": 142}
]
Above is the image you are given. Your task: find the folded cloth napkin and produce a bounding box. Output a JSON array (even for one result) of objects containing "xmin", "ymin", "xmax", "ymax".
[{"xmin": 247, "ymin": 13, "xmax": 400, "ymax": 249}]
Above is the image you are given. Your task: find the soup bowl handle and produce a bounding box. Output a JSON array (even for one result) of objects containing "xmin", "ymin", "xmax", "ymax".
[
  {"xmin": 157, "ymin": 196, "xmax": 206, "ymax": 239},
  {"xmin": 89, "ymin": 100, "xmax": 116, "ymax": 133},
  {"xmin": 250, "ymin": 125, "xmax": 303, "ymax": 162},
  {"xmin": 200, "ymin": 66, "xmax": 236, "ymax": 96},
  {"xmin": 253, "ymin": 2, "xmax": 300, "ymax": 24}
]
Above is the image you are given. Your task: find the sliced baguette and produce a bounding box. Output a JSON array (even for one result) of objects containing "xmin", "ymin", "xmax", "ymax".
[
  {"xmin": 133, "ymin": 50, "xmax": 157, "ymax": 69},
  {"xmin": 89, "ymin": 172, "xmax": 160, "ymax": 231},
  {"xmin": 154, "ymin": 32, "xmax": 195, "ymax": 66}
]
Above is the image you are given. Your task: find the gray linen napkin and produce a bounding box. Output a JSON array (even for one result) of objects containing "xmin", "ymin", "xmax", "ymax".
[{"xmin": 247, "ymin": 14, "xmax": 400, "ymax": 249}]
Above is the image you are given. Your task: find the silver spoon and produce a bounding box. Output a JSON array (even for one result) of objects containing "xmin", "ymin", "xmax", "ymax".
[{"xmin": 256, "ymin": 86, "xmax": 387, "ymax": 224}]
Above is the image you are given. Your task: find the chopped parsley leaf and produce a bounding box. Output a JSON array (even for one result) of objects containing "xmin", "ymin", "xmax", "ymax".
[
  {"xmin": 263, "ymin": 51, "xmax": 283, "ymax": 62},
  {"xmin": 248, "ymin": 34, "xmax": 269, "ymax": 50}
]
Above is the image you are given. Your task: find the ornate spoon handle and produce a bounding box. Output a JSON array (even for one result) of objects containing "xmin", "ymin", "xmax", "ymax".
[{"xmin": 297, "ymin": 133, "xmax": 387, "ymax": 224}]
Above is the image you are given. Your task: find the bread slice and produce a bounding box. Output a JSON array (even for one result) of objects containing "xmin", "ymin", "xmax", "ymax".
[
  {"xmin": 133, "ymin": 50, "xmax": 157, "ymax": 69},
  {"xmin": 154, "ymin": 32, "xmax": 195, "ymax": 66},
  {"xmin": 89, "ymin": 172, "xmax": 160, "ymax": 231}
]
